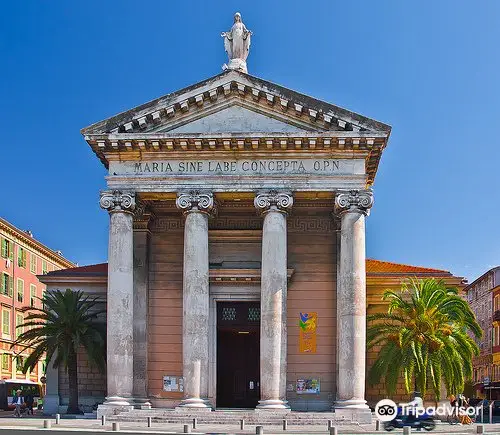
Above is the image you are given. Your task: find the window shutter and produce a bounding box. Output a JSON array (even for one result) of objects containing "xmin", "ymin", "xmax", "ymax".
[
  {"xmin": 8, "ymin": 243, "xmax": 13, "ymax": 261},
  {"xmin": 4, "ymin": 312, "xmax": 9, "ymax": 335},
  {"xmin": 0, "ymin": 239, "xmax": 5, "ymax": 258},
  {"xmin": 0, "ymin": 274, "xmax": 4, "ymax": 294},
  {"xmin": 8, "ymin": 276, "xmax": 13, "ymax": 297},
  {"xmin": 23, "ymin": 250, "xmax": 27, "ymax": 267}
]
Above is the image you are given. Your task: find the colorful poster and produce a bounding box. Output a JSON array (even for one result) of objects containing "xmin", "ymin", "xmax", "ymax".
[
  {"xmin": 299, "ymin": 312, "xmax": 317, "ymax": 353},
  {"xmin": 296, "ymin": 378, "xmax": 320, "ymax": 394}
]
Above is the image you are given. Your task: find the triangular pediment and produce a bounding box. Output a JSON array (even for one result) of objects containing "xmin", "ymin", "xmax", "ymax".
[
  {"xmin": 81, "ymin": 70, "xmax": 391, "ymax": 136},
  {"xmin": 153, "ymin": 103, "xmax": 312, "ymax": 134}
]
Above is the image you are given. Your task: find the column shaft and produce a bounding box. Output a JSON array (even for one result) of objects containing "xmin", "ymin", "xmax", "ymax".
[
  {"xmin": 259, "ymin": 211, "xmax": 288, "ymax": 407},
  {"xmin": 254, "ymin": 190, "xmax": 293, "ymax": 410},
  {"xmin": 98, "ymin": 190, "xmax": 136, "ymax": 416},
  {"xmin": 333, "ymin": 189, "xmax": 372, "ymax": 422},
  {"xmin": 337, "ymin": 211, "xmax": 367, "ymax": 404},
  {"xmin": 107, "ymin": 210, "xmax": 134, "ymax": 403},
  {"xmin": 176, "ymin": 191, "xmax": 214, "ymax": 409},
  {"xmin": 133, "ymin": 224, "xmax": 151, "ymax": 407}
]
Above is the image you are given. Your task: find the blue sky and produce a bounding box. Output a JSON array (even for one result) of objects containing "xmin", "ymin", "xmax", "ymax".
[{"xmin": 1, "ymin": 1, "xmax": 499, "ymax": 282}]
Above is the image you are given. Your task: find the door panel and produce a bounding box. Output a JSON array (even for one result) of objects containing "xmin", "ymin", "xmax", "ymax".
[{"xmin": 216, "ymin": 302, "xmax": 260, "ymax": 408}]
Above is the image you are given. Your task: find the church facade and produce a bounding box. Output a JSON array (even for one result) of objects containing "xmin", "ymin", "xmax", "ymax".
[
  {"xmin": 54, "ymin": 15, "xmax": 463, "ymax": 421},
  {"xmin": 83, "ymin": 65, "xmax": 388, "ymax": 421}
]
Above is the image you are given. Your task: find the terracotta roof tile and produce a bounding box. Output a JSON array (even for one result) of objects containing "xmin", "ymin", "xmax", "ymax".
[
  {"xmin": 366, "ymin": 259, "xmax": 451, "ymax": 275},
  {"xmin": 44, "ymin": 262, "xmax": 108, "ymax": 277},
  {"xmin": 49, "ymin": 260, "xmax": 451, "ymax": 278}
]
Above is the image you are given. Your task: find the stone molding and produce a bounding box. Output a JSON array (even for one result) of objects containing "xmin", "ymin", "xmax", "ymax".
[
  {"xmin": 334, "ymin": 189, "xmax": 373, "ymax": 216},
  {"xmin": 210, "ymin": 268, "xmax": 294, "ymax": 284},
  {"xmin": 100, "ymin": 190, "xmax": 136, "ymax": 214},
  {"xmin": 151, "ymin": 215, "xmax": 337, "ymax": 233},
  {"xmin": 254, "ymin": 190, "xmax": 293, "ymax": 215},
  {"xmin": 176, "ymin": 190, "xmax": 217, "ymax": 216}
]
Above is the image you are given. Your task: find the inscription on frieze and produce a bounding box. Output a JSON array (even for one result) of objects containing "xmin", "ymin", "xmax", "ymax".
[{"xmin": 110, "ymin": 158, "xmax": 364, "ymax": 177}]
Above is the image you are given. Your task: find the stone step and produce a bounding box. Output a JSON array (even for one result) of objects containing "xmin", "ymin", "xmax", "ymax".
[{"xmin": 107, "ymin": 409, "xmax": 356, "ymax": 425}]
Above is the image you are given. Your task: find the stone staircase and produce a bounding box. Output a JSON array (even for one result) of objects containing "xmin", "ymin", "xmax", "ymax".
[{"xmin": 107, "ymin": 409, "xmax": 360, "ymax": 426}]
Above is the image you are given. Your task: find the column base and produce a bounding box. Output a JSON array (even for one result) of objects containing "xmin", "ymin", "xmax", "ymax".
[
  {"xmin": 42, "ymin": 394, "xmax": 60, "ymax": 416},
  {"xmin": 97, "ymin": 396, "xmax": 134, "ymax": 418},
  {"xmin": 176, "ymin": 397, "xmax": 212, "ymax": 410},
  {"xmin": 256, "ymin": 399, "xmax": 291, "ymax": 410},
  {"xmin": 333, "ymin": 399, "xmax": 372, "ymax": 424}
]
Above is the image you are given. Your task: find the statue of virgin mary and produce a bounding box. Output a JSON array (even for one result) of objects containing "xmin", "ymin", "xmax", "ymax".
[{"xmin": 221, "ymin": 13, "xmax": 252, "ymax": 73}]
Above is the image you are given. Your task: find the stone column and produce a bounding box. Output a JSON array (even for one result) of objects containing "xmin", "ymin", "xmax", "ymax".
[
  {"xmin": 254, "ymin": 190, "xmax": 293, "ymax": 410},
  {"xmin": 98, "ymin": 190, "xmax": 135, "ymax": 416},
  {"xmin": 132, "ymin": 202, "xmax": 153, "ymax": 409},
  {"xmin": 176, "ymin": 191, "xmax": 215, "ymax": 409},
  {"xmin": 333, "ymin": 189, "xmax": 373, "ymax": 423}
]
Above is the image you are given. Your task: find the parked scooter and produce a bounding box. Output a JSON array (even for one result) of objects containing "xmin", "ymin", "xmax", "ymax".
[{"xmin": 383, "ymin": 407, "xmax": 436, "ymax": 431}]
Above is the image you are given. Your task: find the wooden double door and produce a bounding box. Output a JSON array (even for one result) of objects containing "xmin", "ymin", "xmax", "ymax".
[{"xmin": 216, "ymin": 301, "xmax": 260, "ymax": 408}]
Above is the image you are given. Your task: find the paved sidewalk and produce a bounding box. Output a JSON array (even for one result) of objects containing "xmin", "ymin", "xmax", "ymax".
[{"xmin": 1, "ymin": 416, "xmax": 500, "ymax": 434}]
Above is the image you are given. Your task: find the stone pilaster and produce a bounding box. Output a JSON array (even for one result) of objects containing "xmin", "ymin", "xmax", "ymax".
[
  {"xmin": 132, "ymin": 202, "xmax": 153, "ymax": 409},
  {"xmin": 176, "ymin": 191, "xmax": 216, "ymax": 409},
  {"xmin": 254, "ymin": 190, "xmax": 293, "ymax": 410},
  {"xmin": 333, "ymin": 189, "xmax": 373, "ymax": 423},
  {"xmin": 43, "ymin": 356, "xmax": 60, "ymax": 415},
  {"xmin": 98, "ymin": 190, "xmax": 136, "ymax": 417}
]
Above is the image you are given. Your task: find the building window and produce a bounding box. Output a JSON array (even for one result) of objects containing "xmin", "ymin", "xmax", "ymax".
[
  {"xmin": 30, "ymin": 285, "xmax": 36, "ymax": 307},
  {"xmin": 1, "ymin": 354, "xmax": 10, "ymax": 371},
  {"xmin": 16, "ymin": 278, "xmax": 24, "ymax": 303},
  {"xmin": 15, "ymin": 356, "xmax": 25, "ymax": 374},
  {"xmin": 0, "ymin": 238, "xmax": 13, "ymax": 260},
  {"xmin": 30, "ymin": 253, "xmax": 37, "ymax": 274},
  {"xmin": 17, "ymin": 247, "xmax": 26, "ymax": 268},
  {"xmin": 1, "ymin": 273, "xmax": 13, "ymax": 297},
  {"xmin": 41, "ymin": 260, "xmax": 48, "ymax": 275},
  {"xmin": 2, "ymin": 309, "xmax": 10, "ymax": 336},
  {"xmin": 15, "ymin": 313, "xmax": 23, "ymax": 339}
]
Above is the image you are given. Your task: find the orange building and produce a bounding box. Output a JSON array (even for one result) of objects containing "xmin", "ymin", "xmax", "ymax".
[
  {"xmin": 0, "ymin": 217, "xmax": 74, "ymax": 382},
  {"xmin": 465, "ymin": 267, "xmax": 500, "ymax": 399}
]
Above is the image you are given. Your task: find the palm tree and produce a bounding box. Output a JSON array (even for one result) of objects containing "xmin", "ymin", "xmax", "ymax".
[
  {"xmin": 367, "ymin": 278, "xmax": 482, "ymax": 400},
  {"xmin": 13, "ymin": 289, "xmax": 106, "ymax": 414}
]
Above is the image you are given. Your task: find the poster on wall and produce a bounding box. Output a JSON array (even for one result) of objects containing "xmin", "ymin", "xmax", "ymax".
[
  {"xmin": 296, "ymin": 378, "xmax": 320, "ymax": 394},
  {"xmin": 299, "ymin": 312, "xmax": 317, "ymax": 353},
  {"xmin": 163, "ymin": 376, "xmax": 183, "ymax": 392}
]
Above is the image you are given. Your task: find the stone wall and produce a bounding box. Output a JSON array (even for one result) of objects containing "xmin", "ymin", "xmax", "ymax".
[{"xmin": 58, "ymin": 347, "xmax": 106, "ymax": 412}]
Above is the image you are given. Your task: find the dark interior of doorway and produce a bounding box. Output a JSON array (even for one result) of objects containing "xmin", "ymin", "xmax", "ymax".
[{"xmin": 216, "ymin": 301, "xmax": 260, "ymax": 408}]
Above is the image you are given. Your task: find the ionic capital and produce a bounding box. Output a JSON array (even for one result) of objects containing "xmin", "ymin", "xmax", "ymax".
[
  {"xmin": 176, "ymin": 190, "xmax": 216, "ymax": 216},
  {"xmin": 254, "ymin": 190, "xmax": 293, "ymax": 215},
  {"xmin": 334, "ymin": 189, "xmax": 373, "ymax": 216},
  {"xmin": 100, "ymin": 190, "xmax": 136, "ymax": 214},
  {"xmin": 133, "ymin": 200, "xmax": 155, "ymax": 231}
]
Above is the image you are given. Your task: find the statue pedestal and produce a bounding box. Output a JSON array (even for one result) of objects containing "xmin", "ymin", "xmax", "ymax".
[{"xmin": 226, "ymin": 58, "xmax": 248, "ymax": 73}]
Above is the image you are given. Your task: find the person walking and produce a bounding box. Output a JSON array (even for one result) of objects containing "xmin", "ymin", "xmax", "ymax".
[{"xmin": 13, "ymin": 390, "xmax": 24, "ymax": 417}]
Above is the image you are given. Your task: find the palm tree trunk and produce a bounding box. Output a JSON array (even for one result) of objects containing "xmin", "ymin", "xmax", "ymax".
[{"xmin": 66, "ymin": 347, "xmax": 81, "ymax": 414}]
